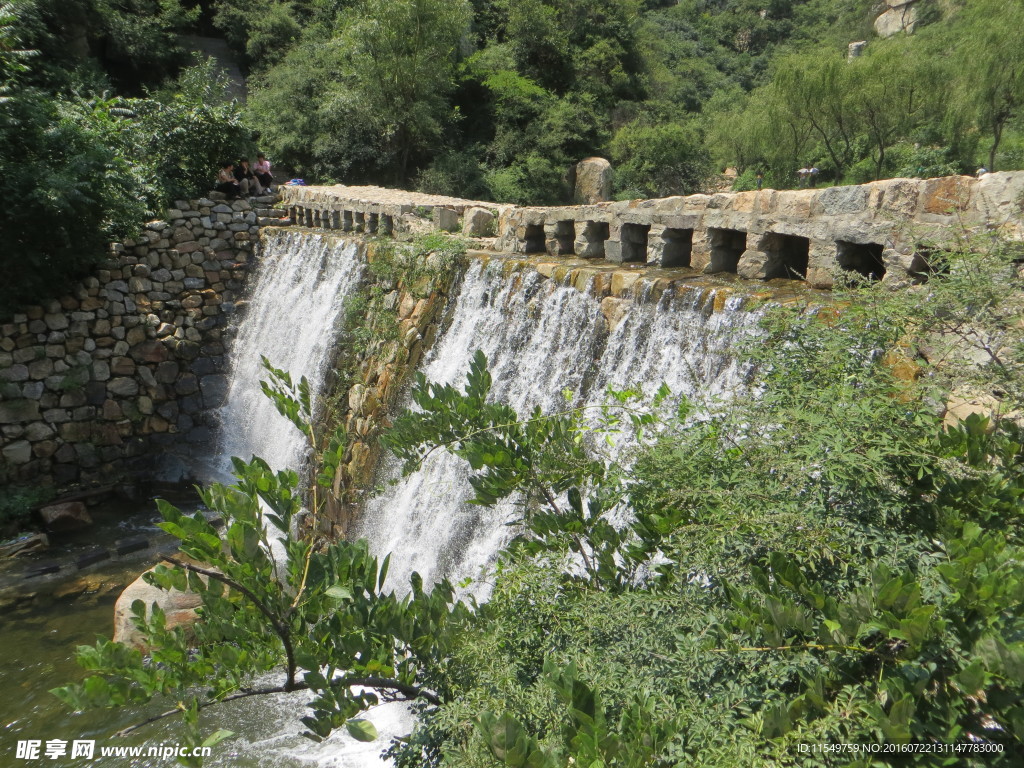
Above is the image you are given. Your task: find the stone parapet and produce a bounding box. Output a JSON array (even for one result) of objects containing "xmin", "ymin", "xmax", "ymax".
[
  {"xmin": 282, "ymin": 173, "xmax": 1024, "ymax": 289},
  {"xmin": 0, "ymin": 195, "xmax": 287, "ymax": 489},
  {"xmin": 279, "ymin": 184, "xmax": 509, "ymax": 238}
]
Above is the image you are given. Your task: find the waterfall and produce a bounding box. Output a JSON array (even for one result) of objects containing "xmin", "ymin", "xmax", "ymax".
[
  {"xmin": 205, "ymin": 233, "xmax": 761, "ymax": 765},
  {"xmin": 215, "ymin": 229, "xmax": 363, "ymax": 478},
  {"xmin": 207, "ymin": 230, "xmax": 412, "ymax": 768},
  {"xmin": 356, "ymin": 260, "xmax": 761, "ymax": 591}
]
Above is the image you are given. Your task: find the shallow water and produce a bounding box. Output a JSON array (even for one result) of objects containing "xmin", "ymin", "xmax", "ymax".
[
  {"xmin": 0, "ymin": 560, "xmax": 409, "ymax": 767},
  {"xmin": 0, "ymin": 490, "xmax": 407, "ymax": 767}
]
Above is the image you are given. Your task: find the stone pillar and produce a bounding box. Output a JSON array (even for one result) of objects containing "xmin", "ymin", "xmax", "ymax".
[
  {"xmin": 805, "ymin": 239, "xmax": 837, "ymax": 289},
  {"xmin": 544, "ymin": 221, "xmax": 576, "ymax": 256},
  {"xmin": 604, "ymin": 223, "xmax": 624, "ymax": 263},
  {"xmin": 736, "ymin": 232, "xmax": 774, "ymax": 280},
  {"xmin": 689, "ymin": 228, "xmax": 711, "ymax": 272},
  {"xmin": 647, "ymin": 225, "xmax": 667, "ymax": 266}
]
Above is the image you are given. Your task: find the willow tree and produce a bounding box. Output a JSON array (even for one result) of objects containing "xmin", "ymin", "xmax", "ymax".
[
  {"xmin": 769, "ymin": 52, "xmax": 860, "ymax": 178},
  {"xmin": 848, "ymin": 40, "xmax": 944, "ymax": 181},
  {"xmin": 955, "ymin": 0, "xmax": 1024, "ymax": 171},
  {"xmin": 338, "ymin": 0, "xmax": 471, "ymax": 180}
]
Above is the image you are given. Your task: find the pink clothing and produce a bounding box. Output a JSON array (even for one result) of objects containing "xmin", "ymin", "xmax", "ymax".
[{"xmin": 254, "ymin": 159, "xmax": 272, "ymax": 175}]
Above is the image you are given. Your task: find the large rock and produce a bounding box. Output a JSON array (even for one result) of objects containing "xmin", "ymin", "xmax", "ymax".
[
  {"xmin": 944, "ymin": 391, "xmax": 1003, "ymax": 429},
  {"xmin": 113, "ymin": 566, "xmax": 203, "ymax": 651},
  {"xmin": 875, "ymin": 1, "xmax": 918, "ymax": 38},
  {"xmin": 462, "ymin": 207, "xmax": 496, "ymax": 237},
  {"xmin": 574, "ymin": 157, "xmax": 613, "ymax": 204},
  {"xmin": 0, "ymin": 399, "xmax": 40, "ymax": 423},
  {"xmin": 433, "ymin": 207, "xmax": 459, "ymax": 232},
  {"xmin": 39, "ymin": 501, "xmax": 93, "ymax": 532},
  {"xmin": 2, "ymin": 439, "xmax": 32, "ymax": 465}
]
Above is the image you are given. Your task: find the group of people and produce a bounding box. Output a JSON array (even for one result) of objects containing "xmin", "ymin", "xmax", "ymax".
[
  {"xmin": 796, "ymin": 166, "xmax": 820, "ymax": 187},
  {"xmin": 215, "ymin": 154, "xmax": 274, "ymax": 199}
]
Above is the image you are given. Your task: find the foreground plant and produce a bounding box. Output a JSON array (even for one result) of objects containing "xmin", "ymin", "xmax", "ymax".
[{"xmin": 53, "ymin": 362, "xmax": 469, "ymax": 764}]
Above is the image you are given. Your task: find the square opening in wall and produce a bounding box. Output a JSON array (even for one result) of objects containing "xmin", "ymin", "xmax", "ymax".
[
  {"xmin": 707, "ymin": 228, "xmax": 747, "ymax": 273},
  {"xmin": 620, "ymin": 223, "xmax": 651, "ymax": 263},
  {"xmin": 524, "ymin": 224, "xmax": 545, "ymax": 253},
  {"xmin": 578, "ymin": 221, "xmax": 610, "ymax": 258},
  {"xmin": 768, "ymin": 233, "xmax": 809, "ymax": 279},
  {"xmin": 555, "ymin": 220, "xmax": 575, "ymax": 255},
  {"xmin": 661, "ymin": 228, "xmax": 693, "ymax": 268},
  {"xmin": 836, "ymin": 240, "xmax": 885, "ymax": 280}
]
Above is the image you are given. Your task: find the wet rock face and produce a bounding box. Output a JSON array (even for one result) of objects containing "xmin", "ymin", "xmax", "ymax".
[{"xmin": 0, "ymin": 195, "xmax": 288, "ymax": 489}]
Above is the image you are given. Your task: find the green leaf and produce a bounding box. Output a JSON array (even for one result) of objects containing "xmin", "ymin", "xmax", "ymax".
[
  {"xmin": 201, "ymin": 729, "xmax": 235, "ymax": 748},
  {"xmin": 345, "ymin": 719, "xmax": 378, "ymax": 742},
  {"xmin": 325, "ymin": 585, "xmax": 353, "ymax": 601}
]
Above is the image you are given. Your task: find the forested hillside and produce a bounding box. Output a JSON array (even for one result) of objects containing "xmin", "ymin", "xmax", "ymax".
[
  {"xmin": 232, "ymin": 0, "xmax": 1024, "ymax": 199},
  {"xmin": 1, "ymin": 0, "xmax": 1022, "ymax": 310}
]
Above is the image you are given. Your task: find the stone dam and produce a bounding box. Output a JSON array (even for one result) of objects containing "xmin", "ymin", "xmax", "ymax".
[
  {"xmin": 281, "ymin": 171, "xmax": 1024, "ymax": 288},
  {"xmin": 1, "ymin": 172, "xmax": 1022, "ymax": 493}
]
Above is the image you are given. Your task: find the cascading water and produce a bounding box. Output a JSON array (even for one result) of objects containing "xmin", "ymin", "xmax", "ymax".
[
  {"xmin": 204, "ymin": 229, "xmax": 414, "ymax": 767},
  {"xmin": 356, "ymin": 259, "xmax": 762, "ymax": 592},
  {"xmin": 204, "ymin": 232, "xmax": 763, "ymax": 765},
  {"xmin": 214, "ymin": 229, "xmax": 363, "ymax": 479}
]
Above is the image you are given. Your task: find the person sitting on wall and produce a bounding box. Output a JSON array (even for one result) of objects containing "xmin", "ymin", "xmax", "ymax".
[
  {"xmin": 215, "ymin": 161, "xmax": 240, "ymax": 199},
  {"xmin": 234, "ymin": 157, "xmax": 262, "ymax": 197},
  {"xmin": 254, "ymin": 153, "xmax": 274, "ymax": 193}
]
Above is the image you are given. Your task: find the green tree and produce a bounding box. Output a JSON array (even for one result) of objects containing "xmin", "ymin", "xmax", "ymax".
[
  {"xmin": 954, "ymin": 0, "xmax": 1024, "ymax": 171},
  {"xmin": 338, "ymin": 0, "xmax": 471, "ymax": 180},
  {"xmin": 610, "ymin": 118, "xmax": 713, "ymax": 197},
  {"xmin": 54, "ymin": 361, "xmax": 468, "ymax": 762},
  {"xmin": 848, "ymin": 41, "xmax": 942, "ymax": 181}
]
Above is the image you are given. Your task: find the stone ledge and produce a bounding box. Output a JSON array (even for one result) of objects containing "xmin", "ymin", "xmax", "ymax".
[{"xmin": 279, "ymin": 173, "xmax": 1024, "ymax": 291}]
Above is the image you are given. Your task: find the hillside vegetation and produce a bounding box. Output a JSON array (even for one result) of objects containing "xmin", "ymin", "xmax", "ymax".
[
  {"xmin": 232, "ymin": 0, "xmax": 1024, "ymax": 199},
  {"xmin": 1, "ymin": 0, "xmax": 1023, "ymax": 311}
]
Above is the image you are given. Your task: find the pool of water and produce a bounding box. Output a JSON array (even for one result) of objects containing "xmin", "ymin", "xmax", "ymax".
[{"xmin": 0, "ymin": 499, "xmax": 409, "ymax": 767}]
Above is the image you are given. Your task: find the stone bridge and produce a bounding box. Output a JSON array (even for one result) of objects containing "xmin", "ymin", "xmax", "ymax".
[{"xmin": 280, "ymin": 172, "xmax": 1024, "ymax": 288}]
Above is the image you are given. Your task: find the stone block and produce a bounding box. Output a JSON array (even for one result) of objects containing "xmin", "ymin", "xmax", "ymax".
[
  {"xmin": 817, "ymin": 186, "xmax": 868, "ymax": 215},
  {"xmin": 108, "ymin": 377, "xmax": 140, "ymax": 397},
  {"xmin": 110, "ymin": 356, "xmax": 136, "ymax": 375},
  {"xmin": 434, "ymin": 207, "xmax": 459, "ymax": 232},
  {"xmin": 39, "ymin": 501, "xmax": 93, "ymax": 532},
  {"xmin": 2, "ymin": 439, "xmax": 32, "ymax": 464},
  {"xmin": 0, "ymin": 399, "xmax": 40, "ymax": 423},
  {"xmin": 921, "ymin": 176, "xmax": 971, "ymax": 215},
  {"xmin": 462, "ymin": 207, "xmax": 496, "ymax": 237},
  {"xmin": 0, "ymin": 364, "xmax": 29, "ymax": 382},
  {"xmin": 200, "ymin": 374, "xmax": 229, "ymax": 408}
]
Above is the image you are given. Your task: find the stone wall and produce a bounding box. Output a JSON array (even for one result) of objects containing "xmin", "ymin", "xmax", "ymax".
[
  {"xmin": 0, "ymin": 195, "xmax": 288, "ymax": 489},
  {"xmin": 281, "ymin": 172, "xmax": 1024, "ymax": 290}
]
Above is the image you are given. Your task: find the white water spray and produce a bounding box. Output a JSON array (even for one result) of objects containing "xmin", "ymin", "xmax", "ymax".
[
  {"xmin": 215, "ymin": 229, "xmax": 363, "ymax": 478},
  {"xmin": 357, "ymin": 260, "xmax": 761, "ymax": 592},
  {"xmin": 209, "ymin": 230, "xmax": 410, "ymax": 767}
]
